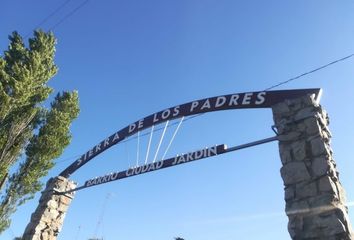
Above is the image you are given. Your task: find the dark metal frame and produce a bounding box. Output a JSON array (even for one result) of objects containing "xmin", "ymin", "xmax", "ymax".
[{"xmin": 60, "ymin": 88, "xmax": 321, "ymax": 178}]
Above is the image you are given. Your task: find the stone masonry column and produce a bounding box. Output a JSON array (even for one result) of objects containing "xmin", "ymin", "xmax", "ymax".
[
  {"xmin": 272, "ymin": 94, "xmax": 353, "ymax": 240},
  {"xmin": 22, "ymin": 176, "xmax": 76, "ymax": 240}
]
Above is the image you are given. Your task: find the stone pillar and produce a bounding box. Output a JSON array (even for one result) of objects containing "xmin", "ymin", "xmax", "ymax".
[
  {"xmin": 22, "ymin": 176, "xmax": 76, "ymax": 240},
  {"xmin": 272, "ymin": 94, "xmax": 353, "ymax": 240}
]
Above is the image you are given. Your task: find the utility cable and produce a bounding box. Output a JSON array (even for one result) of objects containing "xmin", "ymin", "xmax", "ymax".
[
  {"xmin": 49, "ymin": 0, "xmax": 90, "ymax": 31},
  {"xmin": 57, "ymin": 53, "xmax": 354, "ymax": 168},
  {"xmin": 25, "ymin": 0, "xmax": 74, "ymax": 38},
  {"xmin": 264, "ymin": 53, "xmax": 354, "ymax": 91}
]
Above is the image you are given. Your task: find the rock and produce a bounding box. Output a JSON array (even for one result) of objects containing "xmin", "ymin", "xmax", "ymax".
[
  {"xmin": 22, "ymin": 176, "xmax": 76, "ymax": 240},
  {"xmin": 303, "ymin": 117, "xmax": 321, "ymax": 135},
  {"xmin": 294, "ymin": 107, "xmax": 316, "ymax": 122},
  {"xmin": 291, "ymin": 140, "xmax": 307, "ymax": 161},
  {"xmin": 281, "ymin": 162, "xmax": 311, "ymax": 185},
  {"xmin": 285, "ymin": 186, "xmax": 295, "ymax": 200},
  {"xmin": 279, "ymin": 144, "xmax": 293, "ymax": 164},
  {"xmin": 286, "ymin": 200, "xmax": 310, "ymax": 216},
  {"xmin": 278, "ymin": 131, "xmax": 302, "ymax": 142},
  {"xmin": 296, "ymin": 181, "xmax": 317, "ymax": 199},
  {"xmin": 310, "ymin": 136, "xmax": 328, "ymax": 156},
  {"xmin": 272, "ymin": 95, "xmax": 353, "ymax": 239},
  {"xmin": 314, "ymin": 212, "xmax": 347, "ymax": 236},
  {"xmin": 272, "ymin": 102, "xmax": 291, "ymax": 116},
  {"xmin": 288, "ymin": 215, "xmax": 304, "ymax": 238},
  {"xmin": 312, "ymin": 156, "xmax": 329, "ymax": 177},
  {"xmin": 319, "ymin": 176, "xmax": 337, "ymax": 194}
]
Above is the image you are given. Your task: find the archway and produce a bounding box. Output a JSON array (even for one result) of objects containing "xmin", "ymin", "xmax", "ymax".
[{"xmin": 22, "ymin": 89, "xmax": 354, "ymax": 240}]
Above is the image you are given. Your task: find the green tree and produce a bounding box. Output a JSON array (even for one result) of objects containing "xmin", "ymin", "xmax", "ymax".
[{"xmin": 0, "ymin": 30, "xmax": 79, "ymax": 233}]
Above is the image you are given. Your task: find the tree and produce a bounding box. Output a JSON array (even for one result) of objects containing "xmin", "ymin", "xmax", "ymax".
[{"xmin": 0, "ymin": 30, "xmax": 79, "ymax": 233}]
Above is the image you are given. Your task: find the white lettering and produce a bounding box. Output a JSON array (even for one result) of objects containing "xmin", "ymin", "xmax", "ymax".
[
  {"xmin": 155, "ymin": 160, "xmax": 163, "ymax": 169},
  {"xmin": 190, "ymin": 101, "xmax": 199, "ymax": 112},
  {"xmin": 215, "ymin": 96, "xmax": 227, "ymax": 107},
  {"xmin": 242, "ymin": 93, "xmax": 253, "ymax": 105},
  {"xmin": 104, "ymin": 138, "xmax": 110, "ymax": 147},
  {"xmin": 97, "ymin": 177, "xmax": 102, "ymax": 184},
  {"xmin": 77, "ymin": 159, "xmax": 82, "ymax": 166},
  {"xmin": 134, "ymin": 166, "xmax": 142, "ymax": 174},
  {"xmin": 173, "ymin": 106, "xmax": 180, "ymax": 116},
  {"xmin": 186, "ymin": 152, "xmax": 194, "ymax": 161},
  {"xmin": 88, "ymin": 149, "xmax": 94, "ymax": 158},
  {"xmin": 79, "ymin": 154, "xmax": 86, "ymax": 165},
  {"xmin": 177, "ymin": 155, "xmax": 186, "ymax": 164},
  {"xmin": 200, "ymin": 99, "xmax": 211, "ymax": 110},
  {"xmin": 255, "ymin": 92, "xmax": 266, "ymax": 105},
  {"xmin": 147, "ymin": 163, "xmax": 155, "ymax": 171},
  {"xmin": 161, "ymin": 109, "xmax": 171, "ymax": 119},
  {"xmin": 126, "ymin": 168, "xmax": 134, "ymax": 177},
  {"xmin": 129, "ymin": 123, "xmax": 136, "ymax": 133},
  {"xmin": 86, "ymin": 180, "xmax": 92, "ymax": 187},
  {"xmin": 90, "ymin": 179, "xmax": 96, "ymax": 186},
  {"xmin": 101, "ymin": 175, "xmax": 109, "ymax": 183},
  {"xmin": 153, "ymin": 113, "xmax": 159, "ymax": 123},
  {"xmin": 95, "ymin": 143, "xmax": 101, "ymax": 152},
  {"xmin": 229, "ymin": 94, "xmax": 240, "ymax": 106},
  {"xmin": 172, "ymin": 156, "xmax": 179, "ymax": 165},
  {"xmin": 83, "ymin": 152, "xmax": 87, "ymax": 161},
  {"xmin": 141, "ymin": 164, "xmax": 149, "ymax": 173},
  {"xmin": 208, "ymin": 146, "xmax": 218, "ymax": 157},
  {"xmin": 138, "ymin": 119, "xmax": 144, "ymax": 129},
  {"xmin": 194, "ymin": 149, "xmax": 204, "ymax": 159},
  {"xmin": 112, "ymin": 132, "xmax": 120, "ymax": 142},
  {"xmin": 111, "ymin": 172, "xmax": 118, "ymax": 180}
]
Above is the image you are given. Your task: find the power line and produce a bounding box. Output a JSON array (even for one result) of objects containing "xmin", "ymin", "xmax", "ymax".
[
  {"xmin": 264, "ymin": 53, "xmax": 354, "ymax": 91},
  {"xmin": 56, "ymin": 52, "xmax": 354, "ymax": 165},
  {"xmin": 49, "ymin": 0, "xmax": 90, "ymax": 31},
  {"xmin": 133, "ymin": 52, "xmax": 354, "ymax": 146},
  {"xmin": 25, "ymin": 0, "xmax": 90, "ymax": 39},
  {"xmin": 24, "ymin": 0, "xmax": 74, "ymax": 38},
  {"xmin": 55, "ymin": 154, "xmax": 82, "ymax": 164}
]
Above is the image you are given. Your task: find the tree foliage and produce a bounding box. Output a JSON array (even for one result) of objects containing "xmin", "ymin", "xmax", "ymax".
[{"xmin": 0, "ymin": 30, "xmax": 79, "ymax": 233}]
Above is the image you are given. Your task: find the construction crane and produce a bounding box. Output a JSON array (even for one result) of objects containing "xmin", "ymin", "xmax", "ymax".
[{"xmin": 88, "ymin": 193, "xmax": 112, "ymax": 240}]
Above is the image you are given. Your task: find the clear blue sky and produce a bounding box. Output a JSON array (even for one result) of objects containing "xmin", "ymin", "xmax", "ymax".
[{"xmin": 1, "ymin": 1, "xmax": 354, "ymax": 239}]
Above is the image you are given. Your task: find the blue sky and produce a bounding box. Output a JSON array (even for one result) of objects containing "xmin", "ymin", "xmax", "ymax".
[{"xmin": 1, "ymin": 1, "xmax": 354, "ymax": 239}]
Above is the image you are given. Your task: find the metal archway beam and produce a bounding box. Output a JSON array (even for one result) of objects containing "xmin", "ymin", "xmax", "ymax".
[
  {"xmin": 60, "ymin": 88, "xmax": 321, "ymax": 177},
  {"xmin": 59, "ymin": 136, "xmax": 279, "ymax": 194}
]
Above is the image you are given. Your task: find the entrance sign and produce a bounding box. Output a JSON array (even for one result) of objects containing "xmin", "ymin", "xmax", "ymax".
[
  {"xmin": 26, "ymin": 88, "xmax": 354, "ymax": 240},
  {"xmin": 60, "ymin": 89, "xmax": 321, "ymax": 177}
]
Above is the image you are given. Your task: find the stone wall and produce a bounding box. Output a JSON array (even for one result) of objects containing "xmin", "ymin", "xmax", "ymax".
[
  {"xmin": 272, "ymin": 94, "xmax": 353, "ymax": 239},
  {"xmin": 22, "ymin": 176, "xmax": 76, "ymax": 240}
]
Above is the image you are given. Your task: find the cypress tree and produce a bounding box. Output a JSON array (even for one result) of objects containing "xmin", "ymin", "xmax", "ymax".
[{"xmin": 0, "ymin": 30, "xmax": 79, "ymax": 233}]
